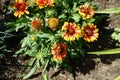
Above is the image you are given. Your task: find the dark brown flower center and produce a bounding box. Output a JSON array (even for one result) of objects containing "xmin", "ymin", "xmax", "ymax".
[
  {"xmin": 81, "ymin": 7, "xmax": 90, "ymax": 14},
  {"xmin": 84, "ymin": 26, "xmax": 94, "ymax": 36},
  {"xmin": 67, "ymin": 27, "xmax": 75, "ymax": 35},
  {"xmin": 15, "ymin": 2, "xmax": 26, "ymax": 11}
]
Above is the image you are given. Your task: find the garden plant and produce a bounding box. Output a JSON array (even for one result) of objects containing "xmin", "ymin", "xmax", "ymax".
[{"xmin": 4, "ymin": 0, "xmax": 120, "ymax": 80}]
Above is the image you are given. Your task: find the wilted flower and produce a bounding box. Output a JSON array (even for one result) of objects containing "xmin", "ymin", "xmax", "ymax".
[
  {"xmin": 62, "ymin": 22, "xmax": 82, "ymax": 41},
  {"xmin": 14, "ymin": 0, "xmax": 29, "ymax": 18},
  {"xmin": 51, "ymin": 43, "xmax": 67, "ymax": 61},
  {"xmin": 82, "ymin": 23, "xmax": 99, "ymax": 42},
  {"xmin": 78, "ymin": 3, "xmax": 94, "ymax": 19},
  {"xmin": 48, "ymin": 18, "xmax": 59, "ymax": 30},
  {"xmin": 36, "ymin": 0, "xmax": 54, "ymax": 9},
  {"xmin": 31, "ymin": 19, "xmax": 43, "ymax": 31}
]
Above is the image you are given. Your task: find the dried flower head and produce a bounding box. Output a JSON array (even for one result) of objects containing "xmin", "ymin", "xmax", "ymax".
[{"xmin": 31, "ymin": 19, "xmax": 43, "ymax": 32}]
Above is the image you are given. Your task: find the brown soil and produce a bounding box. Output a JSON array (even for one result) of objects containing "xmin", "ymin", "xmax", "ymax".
[{"xmin": 0, "ymin": 0, "xmax": 120, "ymax": 80}]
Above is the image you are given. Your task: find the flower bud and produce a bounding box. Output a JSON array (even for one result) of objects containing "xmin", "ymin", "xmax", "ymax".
[
  {"xmin": 48, "ymin": 18, "xmax": 59, "ymax": 30},
  {"xmin": 31, "ymin": 19, "xmax": 43, "ymax": 32}
]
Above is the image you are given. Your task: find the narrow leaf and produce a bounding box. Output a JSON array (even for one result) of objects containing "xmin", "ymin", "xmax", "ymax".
[
  {"xmin": 43, "ymin": 74, "xmax": 49, "ymax": 80},
  {"xmin": 23, "ymin": 65, "xmax": 37, "ymax": 80},
  {"xmin": 36, "ymin": 59, "xmax": 41, "ymax": 68},
  {"xmin": 42, "ymin": 60, "xmax": 49, "ymax": 74},
  {"xmin": 114, "ymin": 75, "xmax": 120, "ymax": 80},
  {"xmin": 95, "ymin": 7, "xmax": 120, "ymax": 14},
  {"xmin": 87, "ymin": 48, "xmax": 120, "ymax": 55}
]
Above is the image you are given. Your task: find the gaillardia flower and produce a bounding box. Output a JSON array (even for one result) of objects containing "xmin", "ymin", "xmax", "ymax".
[
  {"xmin": 62, "ymin": 22, "xmax": 82, "ymax": 41},
  {"xmin": 48, "ymin": 18, "xmax": 59, "ymax": 30},
  {"xmin": 82, "ymin": 23, "xmax": 99, "ymax": 42},
  {"xmin": 51, "ymin": 43, "xmax": 67, "ymax": 61},
  {"xmin": 78, "ymin": 3, "xmax": 94, "ymax": 19},
  {"xmin": 31, "ymin": 19, "xmax": 43, "ymax": 31},
  {"xmin": 36, "ymin": 0, "xmax": 54, "ymax": 9},
  {"xmin": 14, "ymin": 0, "xmax": 29, "ymax": 18}
]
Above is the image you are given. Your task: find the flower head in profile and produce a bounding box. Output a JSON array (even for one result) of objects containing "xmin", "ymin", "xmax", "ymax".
[
  {"xmin": 36, "ymin": 0, "xmax": 54, "ymax": 9},
  {"xmin": 62, "ymin": 22, "xmax": 82, "ymax": 41},
  {"xmin": 31, "ymin": 19, "xmax": 43, "ymax": 32},
  {"xmin": 14, "ymin": 0, "xmax": 29, "ymax": 18},
  {"xmin": 48, "ymin": 18, "xmax": 59, "ymax": 30},
  {"xmin": 82, "ymin": 23, "xmax": 99, "ymax": 42},
  {"xmin": 51, "ymin": 43, "xmax": 67, "ymax": 61},
  {"xmin": 78, "ymin": 3, "xmax": 94, "ymax": 19}
]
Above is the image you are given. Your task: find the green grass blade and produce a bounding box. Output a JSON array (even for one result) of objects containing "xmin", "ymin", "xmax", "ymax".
[
  {"xmin": 87, "ymin": 48, "xmax": 120, "ymax": 55},
  {"xmin": 95, "ymin": 7, "xmax": 120, "ymax": 14},
  {"xmin": 114, "ymin": 75, "xmax": 120, "ymax": 80}
]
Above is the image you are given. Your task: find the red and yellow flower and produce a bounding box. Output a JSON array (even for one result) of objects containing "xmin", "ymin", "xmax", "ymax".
[
  {"xmin": 36, "ymin": 0, "xmax": 54, "ymax": 9},
  {"xmin": 51, "ymin": 43, "xmax": 67, "ymax": 61},
  {"xmin": 14, "ymin": 0, "xmax": 29, "ymax": 18},
  {"xmin": 82, "ymin": 23, "xmax": 99, "ymax": 42},
  {"xmin": 78, "ymin": 3, "xmax": 94, "ymax": 19},
  {"xmin": 31, "ymin": 19, "xmax": 43, "ymax": 32},
  {"xmin": 62, "ymin": 22, "xmax": 82, "ymax": 41}
]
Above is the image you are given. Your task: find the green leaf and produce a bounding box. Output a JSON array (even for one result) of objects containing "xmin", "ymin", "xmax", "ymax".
[
  {"xmin": 21, "ymin": 35, "xmax": 31, "ymax": 48},
  {"xmin": 114, "ymin": 35, "xmax": 120, "ymax": 41},
  {"xmin": 36, "ymin": 33, "xmax": 53, "ymax": 38},
  {"xmin": 87, "ymin": 48, "xmax": 120, "ymax": 55},
  {"xmin": 43, "ymin": 74, "xmax": 49, "ymax": 80},
  {"xmin": 28, "ymin": 58, "xmax": 36, "ymax": 67},
  {"xmin": 36, "ymin": 59, "xmax": 41, "ymax": 68},
  {"xmin": 111, "ymin": 28, "xmax": 120, "ymax": 42},
  {"xmin": 20, "ymin": 58, "xmax": 36, "ymax": 76},
  {"xmin": 71, "ymin": 13, "xmax": 80, "ymax": 22},
  {"xmin": 25, "ymin": 50, "xmax": 35, "ymax": 56},
  {"xmin": 115, "ymin": 28, "xmax": 120, "ymax": 32},
  {"xmin": 114, "ymin": 75, "xmax": 120, "ymax": 80},
  {"xmin": 23, "ymin": 65, "xmax": 37, "ymax": 80},
  {"xmin": 42, "ymin": 60, "xmax": 49, "ymax": 74},
  {"xmin": 72, "ymin": 2, "xmax": 77, "ymax": 13},
  {"xmin": 15, "ymin": 24, "xmax": 24, "ymax": 32},
  {"xmin": 58, "ymin": 14, "xmax": 66, "ymax": 19},
  {"xmin": 15, "ymin": 48, "xmax": 24, "ymax": 56},
  {"xmin": 82, "ymin": 21, "xmax": 87, "ymax": 27},
  {"xmin": 95, "ymin": 7, "xmax": 120, "ymax": 14}
]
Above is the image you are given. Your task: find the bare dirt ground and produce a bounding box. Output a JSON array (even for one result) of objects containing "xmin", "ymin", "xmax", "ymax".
[{"xmin": 0, "ymin": 0, "xmax": 120, "ymax": 80}]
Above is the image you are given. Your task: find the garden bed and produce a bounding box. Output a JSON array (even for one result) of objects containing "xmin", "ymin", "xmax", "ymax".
[{"xmin": 0, "ymin": 0, "xmax": 120, "ymax": 80}]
